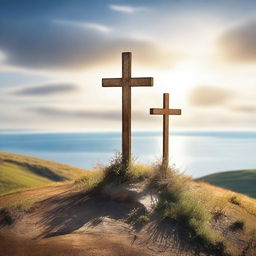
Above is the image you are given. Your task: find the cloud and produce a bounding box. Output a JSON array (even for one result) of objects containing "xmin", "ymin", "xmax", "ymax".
[
  {"xmin": 0, "ymin": 20, "xmax": 174, "ymax": 70},
  {"xmin": 0, "ymin": 50, "xmax": 6, "ymax": 62},
  {"xmin": 219, "ymin": 20, "xmax": 256, "ymax": 62},
  {"xmin": 188, "ymin": 86, "xmax": 235, "ymax": 107},
  {"xmin": 26, "ymin": 106, "xmax": 147, "ymax": 121},
  {"xmin": 13, "ymin": 83, "xmax": 78, "ymax": 96},
  {"xmin": 28, "ymin": 106, "xmax": 121, "ymax": 120},
  {"xmin": 109, "ymin": 4, "xmax": 147, "ymax": 13},
  {"xmin": 53, "ymin": 20, "xmax": 112, "ymax": 33},
  {"xmin": 230, "ymin": 104, "xmax": 256, "ymax": 113}
]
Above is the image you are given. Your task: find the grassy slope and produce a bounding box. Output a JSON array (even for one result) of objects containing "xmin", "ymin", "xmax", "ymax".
[
  {"xmin": 0, "ymin": 152, "xmax": 90, "ymax": 196},
  {"xmin": 197, "ymin": 169, "xmax": 256, "ymax": 198},
  {"xmin": 1, "ymin": 158, "xmax": 256, "ymax": 256}
]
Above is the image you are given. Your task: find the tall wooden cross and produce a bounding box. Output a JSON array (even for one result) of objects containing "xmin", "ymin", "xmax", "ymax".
[
  {"xmin": 102, "ymin": 52, "xmax": 153, "ymax": 170},
  {"xmin": 150, "ymin": 93, "xmax": 181, "ymax": 169}
]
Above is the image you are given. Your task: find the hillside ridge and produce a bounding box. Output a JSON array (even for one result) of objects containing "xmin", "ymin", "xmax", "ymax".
[
  {"xmin": 0, "ymin": 152, "xmax": 90, "ymax": 196},
  {"xmin": 198, "ymin": 169, "xmax": 256, "ymax": 198}
]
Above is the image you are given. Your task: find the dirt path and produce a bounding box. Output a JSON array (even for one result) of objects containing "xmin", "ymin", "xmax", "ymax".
[
  {"xmin": 0, "ymin": 182, "xmax": 193, "ymax": 256},
  {"xmin": 0, "ymin": 182, "xmax": 74, "ymax": 207}
]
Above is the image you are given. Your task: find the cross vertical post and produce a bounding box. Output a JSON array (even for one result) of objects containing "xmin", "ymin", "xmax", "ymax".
[
  {"xmin": 122, "ymin": 52, "xmax": 132, "ymax": 169},
  {"xmin": 163, "ymin": 93, "xmax": 169, "ymax": 169},
  {"xmin": 102, "ymin": 52, "xmax": 153, "ymax": 172},
  {"xmin": 150, "ymin": 93, "xmax": 181, "ymax": 170}
]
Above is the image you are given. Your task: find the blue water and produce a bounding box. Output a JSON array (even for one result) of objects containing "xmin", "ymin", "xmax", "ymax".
[{"xmin": 0, "ymin": 131, "xmax": 255, "ymax": 178}]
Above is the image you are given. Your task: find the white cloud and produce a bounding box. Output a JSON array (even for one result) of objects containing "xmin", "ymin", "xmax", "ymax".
[
  {"xmin": 109, "ymin": 4, "xmax": 147, "ymax": 14},
  {"xmin": 53, "ymin": 19, "xmax": 112, "ymax": 33},
  {"xmin": 0, "ymin": 50, "xmax": 6, "ymax": 62}
]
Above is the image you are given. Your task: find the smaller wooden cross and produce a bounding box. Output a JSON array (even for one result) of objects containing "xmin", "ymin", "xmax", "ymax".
[{"xmin": 150, "ymin": 93, "xmax": 181, "ymax": 169}]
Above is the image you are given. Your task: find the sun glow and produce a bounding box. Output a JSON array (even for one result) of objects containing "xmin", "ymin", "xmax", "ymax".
[{"xmin": 153, "ymin": 60, "xmax": 206, "ymax": 105}]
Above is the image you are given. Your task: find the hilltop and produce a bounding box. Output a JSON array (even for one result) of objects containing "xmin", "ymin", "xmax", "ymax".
[
  {"xmin": 198, "ymin": 169, "xmax": 256, "ymax": 198},
  {"xmin": 0, "ymin": 152, "xmax": 90, "ymax": 196},
  {"xmin": 0, "ymin": 154, "xmax": 256, "ymax": 256}
]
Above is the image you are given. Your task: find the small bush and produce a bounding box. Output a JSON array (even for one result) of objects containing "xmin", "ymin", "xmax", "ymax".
[
  {"xmin": 127, "ymin": 164, "xmax": 154, "ymax": 181},
  {"xmin": 164, "ymin": 194, "xmax": 217, "ymax": 245},
  {"xmin": 229, "ymin": 195, "xmax": 241, "ymax": 206},
  {"xmin": 103, "ymin": 152, "xmax": 126, "ymax": 182},
  {"xmin": 230, "ymin": 219, "xmax": 245, "ymax": 231},
  {"xmin": 137, "ymin": 215, "xmax": 150, "ymax": 224},
  {"xmin": 77, "ymin": 153, "xmax": 154, "ymax": 195},
  {"xmin": 77, "ymin": 171, "xmax": 104, "ymax": 193},
  {"xmin": 126, "ymin": 208, "xmax": 149, "ymax": 225},
  {"xmin": 103, "ymin": 152, "xmax": 152, "ymax": 183}
]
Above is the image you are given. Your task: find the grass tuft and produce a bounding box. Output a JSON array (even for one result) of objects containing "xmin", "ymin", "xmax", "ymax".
[
  {"xmin": 0, "ymin": 198, "xmax": 37, "ymax": 226},
  {"xmin": 137, "ymin": 215, "xmax": 150, "ymax": 224},
  {"xmin": 77, "ymin": 152, "xmax": 153, "ymax": 193},
  {"xmin": 153, "ymin": 163, "xmax": 225, "ymax": 253},
  {"xmin": 76, "ymin": 171, "xmax": 104, "ymax": 193},
  {"xmin": 229, "ymin": 195, "xmax": 241, "ymax": 206}
]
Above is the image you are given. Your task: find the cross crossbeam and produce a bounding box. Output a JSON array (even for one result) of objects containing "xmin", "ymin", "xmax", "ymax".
[
  {"xmin": 102, "ymin": 77, "xmax": 153, "ymax": 87},
  {"xmin": 150, "ymin": 93, "xmax": 181, "ymax": 169},
  {"xmin": 102, "ymin": 52, "xmax": 153, "ymax": 171}
]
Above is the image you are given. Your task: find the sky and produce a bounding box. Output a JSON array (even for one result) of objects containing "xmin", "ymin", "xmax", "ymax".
[{"xmin": 1, "ymin": 0, "xmax": 256, "ymax": 132}]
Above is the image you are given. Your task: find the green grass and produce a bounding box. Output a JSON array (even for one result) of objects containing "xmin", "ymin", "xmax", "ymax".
[
  {"xmin": 0, "ymin": 162, "xmax": 52, "ymax": 195},
  {"xmin": 153, "ymin": 165, "xmax": 225, "ymax": 253},
  {"xmin": 229, "ymin": 195, "xmax": 241, "ymax": 206},
  {"xmin": 197, "ymin": 169, "xmax": 256, "ymax": 198},
  {"xmin": 0, "ymin": 152, "xmax": 90, "ymax": 196}
]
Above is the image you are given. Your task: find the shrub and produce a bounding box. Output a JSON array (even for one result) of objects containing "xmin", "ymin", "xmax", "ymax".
[
  {"xmin": 103, "ymin": 152, "xmax": 152, "ymax": 183},
  {"xmin": 127, "ymin": 164, "xmax": 154, "ymax": 181},
  {"xmin": 229, "ymin": 195, "xmax": 241, "ymax": 206},
  {"xmin": 77, "ymin": 171, "xmax": 104, "ymax": 193},
  {"xmin": 126, "ymin": 208, "xmax": 149, "ymax": 225},
  {"xmin": 103, "ymin": 152, "xmax": 126, "ymax": 182},
  {"xmin": 137, "ymin": 215, "xmax": 150, "ymax": 224},
  {"xmin": 163, "ymin": 194, "xmax": 217, "ymax": 245},
  {"xmin": 152, "ymin": 163, "xmax": 191, "ymax": 202},
  {"xmin": 77, "ymin": 153, "xmax": 155, "ymax": 196}
]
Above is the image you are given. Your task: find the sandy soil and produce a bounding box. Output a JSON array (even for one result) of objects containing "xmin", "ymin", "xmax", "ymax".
[{"xmin": 0, "ymin": 182, "xmax": 194, "ymax": 256}]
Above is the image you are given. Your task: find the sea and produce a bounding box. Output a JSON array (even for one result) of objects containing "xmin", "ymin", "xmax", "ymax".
[{"xmin": 0, "ymin": 131, "xmax": 255, "ymax": 178}]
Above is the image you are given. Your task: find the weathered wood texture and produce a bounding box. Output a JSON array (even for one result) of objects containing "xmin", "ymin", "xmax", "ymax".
[
  {"xmin": 150, "ymin": 93, "xmax": 181, "ymax": 168},
  {"xmin": 102, "ymin": 52, "xmax": 153, "ymax": 170}
]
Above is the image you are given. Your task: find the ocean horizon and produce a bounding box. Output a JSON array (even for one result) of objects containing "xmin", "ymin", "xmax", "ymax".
[{"xmin": 0, "ymin": 130, "xmax": 255, "ymax": 178}]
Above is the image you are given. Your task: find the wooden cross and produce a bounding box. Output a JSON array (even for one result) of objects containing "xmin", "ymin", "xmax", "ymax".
[
  {"xmin": 150, "ymin": 93, "xmax": 181, "ymax": 169},
  {"xmin": 102, "ymin": 52, "xmax": 153, "ymax": 170}
]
